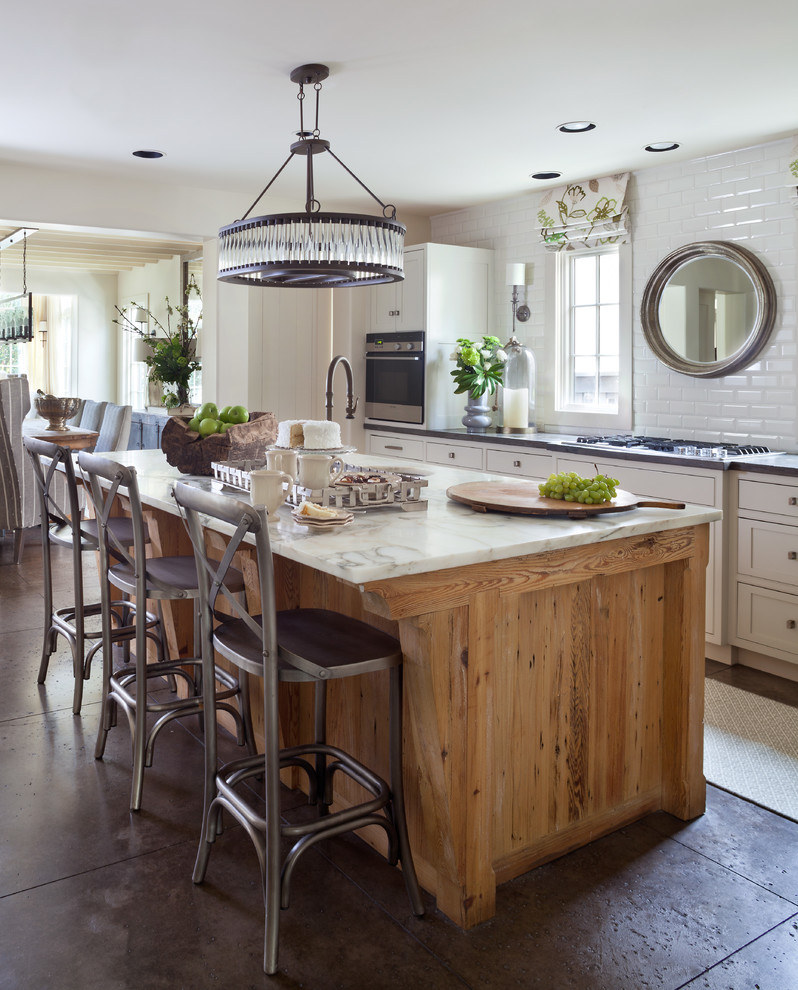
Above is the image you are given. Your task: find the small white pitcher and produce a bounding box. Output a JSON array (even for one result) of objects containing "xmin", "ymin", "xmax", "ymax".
[{"xmin": 297, "ymin": 454, "xmax": 344, "ymax": 490}]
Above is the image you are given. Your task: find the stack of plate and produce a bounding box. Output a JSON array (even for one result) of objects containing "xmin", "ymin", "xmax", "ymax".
[{"xmin": 291, "ymin": 506, "xmax": 354, "ymax": 531}]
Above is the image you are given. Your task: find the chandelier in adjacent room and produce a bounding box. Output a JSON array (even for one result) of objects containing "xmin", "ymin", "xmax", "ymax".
[{"xmin": 218, "ymin": 64, "xmax": 405, "ymax": 289}]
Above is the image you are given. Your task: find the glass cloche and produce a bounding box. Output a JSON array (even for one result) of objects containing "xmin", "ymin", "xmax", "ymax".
[{"xmin": 498, "ymin": 335, "xmax": 536, "ymax": 433}]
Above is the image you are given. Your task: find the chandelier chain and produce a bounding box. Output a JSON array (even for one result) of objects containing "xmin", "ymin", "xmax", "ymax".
[{"xmin": 22, "ymin": 233, "xmax": 27, "ymax": 294}]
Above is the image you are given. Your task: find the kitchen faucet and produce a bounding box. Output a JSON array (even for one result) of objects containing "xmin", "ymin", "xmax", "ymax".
[{"xmin": 325, "ymin": 355, "xmax": 359, "ymax": 421}]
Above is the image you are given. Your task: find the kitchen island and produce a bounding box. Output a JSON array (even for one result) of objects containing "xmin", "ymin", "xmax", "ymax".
[{"xmin": 102, "ymin": 448, "xmax": 720, "ymax": 929}]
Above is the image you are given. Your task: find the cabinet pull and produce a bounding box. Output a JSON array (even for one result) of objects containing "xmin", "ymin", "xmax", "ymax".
[
  {"xmin": 385, "ymin": 444, "xmax": 403, "ymax": 451},
  {"xmin": 513, "ymin": 460, "xmax": 521, "ymax": 467},
  {"xmin": 788, "ymin": 620, "xmax": 796, "ymax": 630},
  {"xmin": 448, "ymin": 451, "xmax": 456, "ymax": 459},
  {"xmin": 789, "ymin": 552, "xmax": 797, "ymax": 560},
  {"xmin": 790, "ymin": 497, "xmax": 798, "ymax": 505}
]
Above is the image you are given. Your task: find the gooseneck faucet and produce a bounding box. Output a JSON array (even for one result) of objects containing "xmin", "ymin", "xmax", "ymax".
[{"xmin": 325, "ymin": 355, "xmax": 359, "ymax": 421}]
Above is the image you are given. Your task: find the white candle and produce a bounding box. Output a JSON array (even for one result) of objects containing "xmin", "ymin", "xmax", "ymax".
[{"xmin": 503, "ymin": 387, "xmax": 529, "ymax": 429}]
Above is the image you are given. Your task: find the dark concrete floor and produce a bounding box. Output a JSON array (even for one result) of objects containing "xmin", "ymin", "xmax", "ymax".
[{"xmin": 1, "ymin": 532, "xmax": 797, "ymax": 989}]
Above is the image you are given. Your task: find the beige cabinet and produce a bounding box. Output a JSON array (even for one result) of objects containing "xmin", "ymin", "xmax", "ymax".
[
  {"xmin": 554, "ymin": 451, "xmax": 726, "ymax": 645},
  {"xmin": 369, "ymin": 249, "xmax": 425, "ymax": 333},
  {"xmin": 731, "ymin": 472, "xmax": 798, "ymax": 666}
]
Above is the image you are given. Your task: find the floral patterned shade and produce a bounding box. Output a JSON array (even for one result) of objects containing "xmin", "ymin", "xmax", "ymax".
[{"xmin": 537, "ymin": 172, "xmax": 630, "ymax": 251}]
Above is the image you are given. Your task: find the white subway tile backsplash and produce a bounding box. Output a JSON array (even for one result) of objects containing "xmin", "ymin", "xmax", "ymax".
[{"xmin": 431, "ymin": 135, "xmax": 797, "ymax": 452}]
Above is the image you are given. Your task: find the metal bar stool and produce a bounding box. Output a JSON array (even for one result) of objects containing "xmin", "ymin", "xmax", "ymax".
[
  {"xmin": 173, "ymin": 481, "xmax": 424, "ymax": 976},
  {"xmin": 23, "ymin": 436, "xmax": 162, "ymax": 715},
  {"xmin": 78, "ymin": 452, "xmax": 252, "ymax": 811}
]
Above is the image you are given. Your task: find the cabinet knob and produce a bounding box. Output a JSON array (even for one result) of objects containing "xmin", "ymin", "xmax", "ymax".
[
  {"xmin": 788, "ymin": 620, "xmax": 796, "ymax": 630},
  {"xmin": 513, "ymin": 460, "xmax": 521, "ymax": 467},
  {"xmin": 789, "ymin": 552, "xmax": 797, "ymax": 560},
  {"xmin": 790, "ymin": 497, "xmax": 798, "ymax": 505},
  {"xmin": 448, "ymin": 451, "xmax": 456, "ymax": 459}
]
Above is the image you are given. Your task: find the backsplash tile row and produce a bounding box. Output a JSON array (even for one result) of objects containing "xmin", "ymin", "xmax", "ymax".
[{"xmin": 430, "ymin": 137, "xmax": 797, "ymax": 451}]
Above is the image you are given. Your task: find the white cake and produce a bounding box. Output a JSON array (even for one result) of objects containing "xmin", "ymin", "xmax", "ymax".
[{"xmin": 276, "ymin": 419, "xmax": 341, "ymax": 449}]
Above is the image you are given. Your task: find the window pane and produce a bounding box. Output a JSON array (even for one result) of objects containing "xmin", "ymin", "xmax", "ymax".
[
  {"xmin": 573, "ymin": 255, "xmax": 596, "ymax": 305},
  {"xmin": 574, "ymin": 355, "xmax": 596, "ymax": 376},
  {"xmin": 573, "ymin": 308, "xmax": 597, "ymax": 354},
  {"xmin": 599, "ymin": 251, "xmax": 619, "ymax": 303},
  {"xmin": 599, "ymin": 304, "xmax": 619, "ymax": 355}
]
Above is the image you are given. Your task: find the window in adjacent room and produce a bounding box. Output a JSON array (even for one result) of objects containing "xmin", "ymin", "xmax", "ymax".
[{"xmin": 549, "ymin": 243, "xmax": 631, "ymax": 430}]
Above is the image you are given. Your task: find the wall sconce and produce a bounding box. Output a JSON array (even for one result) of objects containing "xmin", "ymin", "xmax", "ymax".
[{"xmin": 505, "ymin": 263, "xmax": 532, "ymax": 334}]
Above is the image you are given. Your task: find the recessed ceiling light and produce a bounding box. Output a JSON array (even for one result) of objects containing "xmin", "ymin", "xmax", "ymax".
[
  {"xmin": 557, "ymin": 121, "xmax": 596, "ymax": 133},
  {"xmin": 132, "ymin": 150, "xmax": 165, "ymax": 159},
  {"xmin": 531, "ymin": 171, "xmax": 562, "ymax": 181},
  {"xmin": 644, "ymin": 142, "xmax": 679, "ymax": 153}
]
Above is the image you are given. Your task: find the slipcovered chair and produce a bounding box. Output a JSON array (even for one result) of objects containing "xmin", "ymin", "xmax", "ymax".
[
  {"xmin": 75, "ymin": 399, "xmax": 106, "ymax": 432},
  {"xmin": 0, "ymin": 377, "xmax": 37, "ymax": 563},
  {"xmin": 94, "ymin": 403, "xmax": 132, "ymax": 452}
]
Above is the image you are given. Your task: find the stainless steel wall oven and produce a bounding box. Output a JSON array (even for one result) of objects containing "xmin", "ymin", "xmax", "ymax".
[{"xmin": 365, "ymin": 331, "xmax": 425, "ymax": 424}]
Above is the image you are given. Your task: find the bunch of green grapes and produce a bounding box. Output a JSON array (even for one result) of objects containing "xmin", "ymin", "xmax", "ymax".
[{"xmin": 538, "ymin": 471, "xmax": 620, "ymax": 504}]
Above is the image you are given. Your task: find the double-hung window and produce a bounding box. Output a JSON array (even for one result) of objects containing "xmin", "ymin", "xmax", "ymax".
[{"xmin": 548, "ymin": 243, "xmax": 631, "ymax": 431}]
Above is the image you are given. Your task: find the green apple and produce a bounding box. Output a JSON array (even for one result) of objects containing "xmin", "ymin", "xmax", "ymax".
[
  {"xmin": 227, "ymin": 404, "xmax": 249, "ymax": 425},
  {"xmin": 197, "ymin": 401, "xmax": 219, "ymax": 422},
  {"xmin": 187, "ymin": 416, "xmax": 201, "ymax": 432},
  {"xmin": 198, "ymin": 417, "xmax": 219, "ymax": 438},
  {"xmin": 218, "ymin": 405, "xmax": 232, "ymax": 423},
  {"xmin": 219, "ymin": 421, "xmax": 233, "ymax": 433}
]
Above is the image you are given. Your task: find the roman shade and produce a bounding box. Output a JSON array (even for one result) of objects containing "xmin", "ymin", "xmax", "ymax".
[{"xmin": 537, "ymin": 172, "xmax": 630, "ymax": 251}]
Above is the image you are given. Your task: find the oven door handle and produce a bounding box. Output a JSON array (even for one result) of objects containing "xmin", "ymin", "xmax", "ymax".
[{"xmin": 365, "ymin": 353, "xmax": 422, "ymax": 360}]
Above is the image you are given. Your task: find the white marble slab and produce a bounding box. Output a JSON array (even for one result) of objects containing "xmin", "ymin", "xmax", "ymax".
[{"xmin": 99, "ymin": 448, "xmax": 722, "ymax": 586}]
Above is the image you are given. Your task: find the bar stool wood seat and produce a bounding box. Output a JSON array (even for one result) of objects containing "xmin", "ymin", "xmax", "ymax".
[
  {"xmin": 78, "ymin": 452, "xmax": 251, "ymax": 812},
  {"xmin": 23, "ymin": 437, "xmax": 161, "ymax": 715},
  {"xmin": 173, "ymin": 481, "xmax": 424, "ymax": 976}
]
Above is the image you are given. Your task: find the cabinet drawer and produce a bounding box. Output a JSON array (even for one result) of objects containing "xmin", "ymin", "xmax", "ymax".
[
  {"xmin": 367, "ymin": 434, "xmax": 425, "ymax": 461},
  {"xmin": 486, "ymin": 448, "xmax": 552, "ymax": 479},
  {"xmin": 425, "ymin": 441, "xmax": 484, "ymax": 470},
  {"xmin": 738, "ymin": 517, "xmax": 798, "ymax": 587},
  {"xmin": 738, "ymin": 478, "xmax": 798, "ymax": 520},
  {"xmin": 737, "ymin": 582, "xmax": 798, "ymax": 659}
]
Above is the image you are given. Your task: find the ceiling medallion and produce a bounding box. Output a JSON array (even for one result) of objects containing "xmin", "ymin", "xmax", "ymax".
[{"xmin": 218, "ymin": 64, "xmax": 405, "ymax": 289}]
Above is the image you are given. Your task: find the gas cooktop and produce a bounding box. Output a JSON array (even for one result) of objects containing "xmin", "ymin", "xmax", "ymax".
[{"xmin": 556, "ymin": 435, "xmax": 780, "ymax": 460}]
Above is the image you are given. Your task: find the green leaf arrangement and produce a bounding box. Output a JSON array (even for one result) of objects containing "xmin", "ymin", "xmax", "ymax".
[{"xmin": 450, "ymin": 335, "xmax": 505, "ymax": 397}]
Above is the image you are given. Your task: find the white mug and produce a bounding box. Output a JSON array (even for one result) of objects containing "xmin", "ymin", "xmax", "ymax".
[
  {"xmin": 266, "ymin": 448, "xmax": 298, "ymax": 481},
  {"xmin": 297, "ymin": 454, "xmax": 344, "ymax": 490},
  {"xmin": 249, "ymin": 469, "xmax": 292, "ymax": 517}
]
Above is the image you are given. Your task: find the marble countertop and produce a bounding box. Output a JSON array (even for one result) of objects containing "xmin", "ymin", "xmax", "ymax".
[{"xmin": 100, "ymin": 449, "xmax": 721, "ymax": 586}]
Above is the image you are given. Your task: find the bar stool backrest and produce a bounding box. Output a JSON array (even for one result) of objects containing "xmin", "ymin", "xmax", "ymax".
[
  {"xmin": 77, "ymin": 452, "xmax": 149, "ymax": 601},
  {"xmin": 23, "ymin": 436, "xmax": 86, "ymax": 542},
  {"xmin": 172, "ymin": 481, "xmax": 277, "ymax": 669}
]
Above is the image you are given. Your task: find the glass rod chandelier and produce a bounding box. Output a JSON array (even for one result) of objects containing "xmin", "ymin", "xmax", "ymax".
[{"xmin": 218, "ymin": 64, "xmax": 405, "ymax": 289}]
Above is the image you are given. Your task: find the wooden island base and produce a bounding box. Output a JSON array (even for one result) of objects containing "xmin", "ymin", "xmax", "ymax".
[
  {"xmin": 258, "ymin": 522, "xmax": 708, "ymax": 930},
  {"xmin": 150, "ymin": 504, "xmax": 708, "ymax": 931}
]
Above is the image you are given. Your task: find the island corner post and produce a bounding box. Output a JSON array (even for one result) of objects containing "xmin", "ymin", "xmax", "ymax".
[{"xmin": 134, "ymin": 496, "xmax": 710, "ymax": 932}]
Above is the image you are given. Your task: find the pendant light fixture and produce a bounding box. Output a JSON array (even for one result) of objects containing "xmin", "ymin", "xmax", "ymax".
[{"xmin": 218, "ymin": 64, "xmax": 405, "ymax": 289}]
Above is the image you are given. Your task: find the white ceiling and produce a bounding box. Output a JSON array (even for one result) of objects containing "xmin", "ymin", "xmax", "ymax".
[{"xmin": 2, "ymin": 0, "xmax": 797, "ymax": 226}]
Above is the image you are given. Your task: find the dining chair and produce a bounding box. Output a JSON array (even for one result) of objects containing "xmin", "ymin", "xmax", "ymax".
[
  {"xmin": 94, "ymin": 403, "xmax": 132, "ymax": 452},
  {"xmin": 75, "ymin": 400, "xmax": 107, "ymax": 433},
  {"xmin": 173, "ymin": 481, "xmax": 424, "ymax": 975},
  {"xmin": 23, "ymin": 436, "xmax": 162, "ymax": 714},
  {"xmin": 77, "ymin": 451, "xmax": 250, "ymax": 811}
]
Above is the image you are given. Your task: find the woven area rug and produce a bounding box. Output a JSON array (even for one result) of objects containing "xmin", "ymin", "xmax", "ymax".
[{"xmin": 704, "ymin": 678, "xmax": 798, "ymax": 822}]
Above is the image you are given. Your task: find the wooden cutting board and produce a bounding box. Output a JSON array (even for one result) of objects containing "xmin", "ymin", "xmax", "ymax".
[{"xmin": 446, "ymin": 480, "xmax": 686, "ymax": 518}]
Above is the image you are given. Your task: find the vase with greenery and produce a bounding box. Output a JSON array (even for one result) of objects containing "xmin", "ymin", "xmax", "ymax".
[
  {"xmin": 114, "ymin": 275, "xmax": 202, "ymax": 408},
  {"xmin": 450, "ymin": 335, "xmax": 505, "ymax": 431}
]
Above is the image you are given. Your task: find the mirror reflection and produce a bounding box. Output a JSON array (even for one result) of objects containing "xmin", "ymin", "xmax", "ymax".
[
  {"xmin": 640, "ymin": 241, "xmax": 776, "ymax": 378},
  {"xmin": 659, "ymin": 257, "xmax": 757, "ymax": 362}
]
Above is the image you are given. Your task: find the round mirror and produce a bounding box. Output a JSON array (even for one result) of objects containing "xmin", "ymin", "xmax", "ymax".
[{"xmin": 640, "ymin": 241, "xmax": 776, "ymax": 377}]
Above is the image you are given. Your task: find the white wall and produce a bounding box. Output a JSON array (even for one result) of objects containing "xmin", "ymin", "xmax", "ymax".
[
  {"xmin": 0, "ymin": 264, "xmax": 118, "ymax": 400},
  {"xmin": 430, "ymin": 136, "xmax": 798, "ymax": 451}
]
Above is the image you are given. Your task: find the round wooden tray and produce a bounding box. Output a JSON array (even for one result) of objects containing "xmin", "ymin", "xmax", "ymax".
[{"xmin": 446, "ymin": 480, "xmax": 685, "ymax": 519}]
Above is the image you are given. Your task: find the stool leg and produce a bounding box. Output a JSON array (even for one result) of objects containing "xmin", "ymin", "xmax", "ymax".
[
  {"xmin": 37, "ymin": 530, "xmax": 57, "ymax": 686},
  {"xmin": 389, "ymin": 666, "xmax": 424, "ymax": 916},
  {"xmin": 314, "ymin": 681, "xmax": 329, "ymax": 814},
  {"xmin": 129, "ymin": 603, "xmax": 149, "ymax": 811},
  {"xmin": 71, "ymin": 539, "xmax": 87, "ymax": 715}
]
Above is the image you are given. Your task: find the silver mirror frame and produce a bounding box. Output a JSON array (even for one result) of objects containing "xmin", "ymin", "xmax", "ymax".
[{"xmin": 640, "ymin": 240, "xmax": 776, "ymax": 378}]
